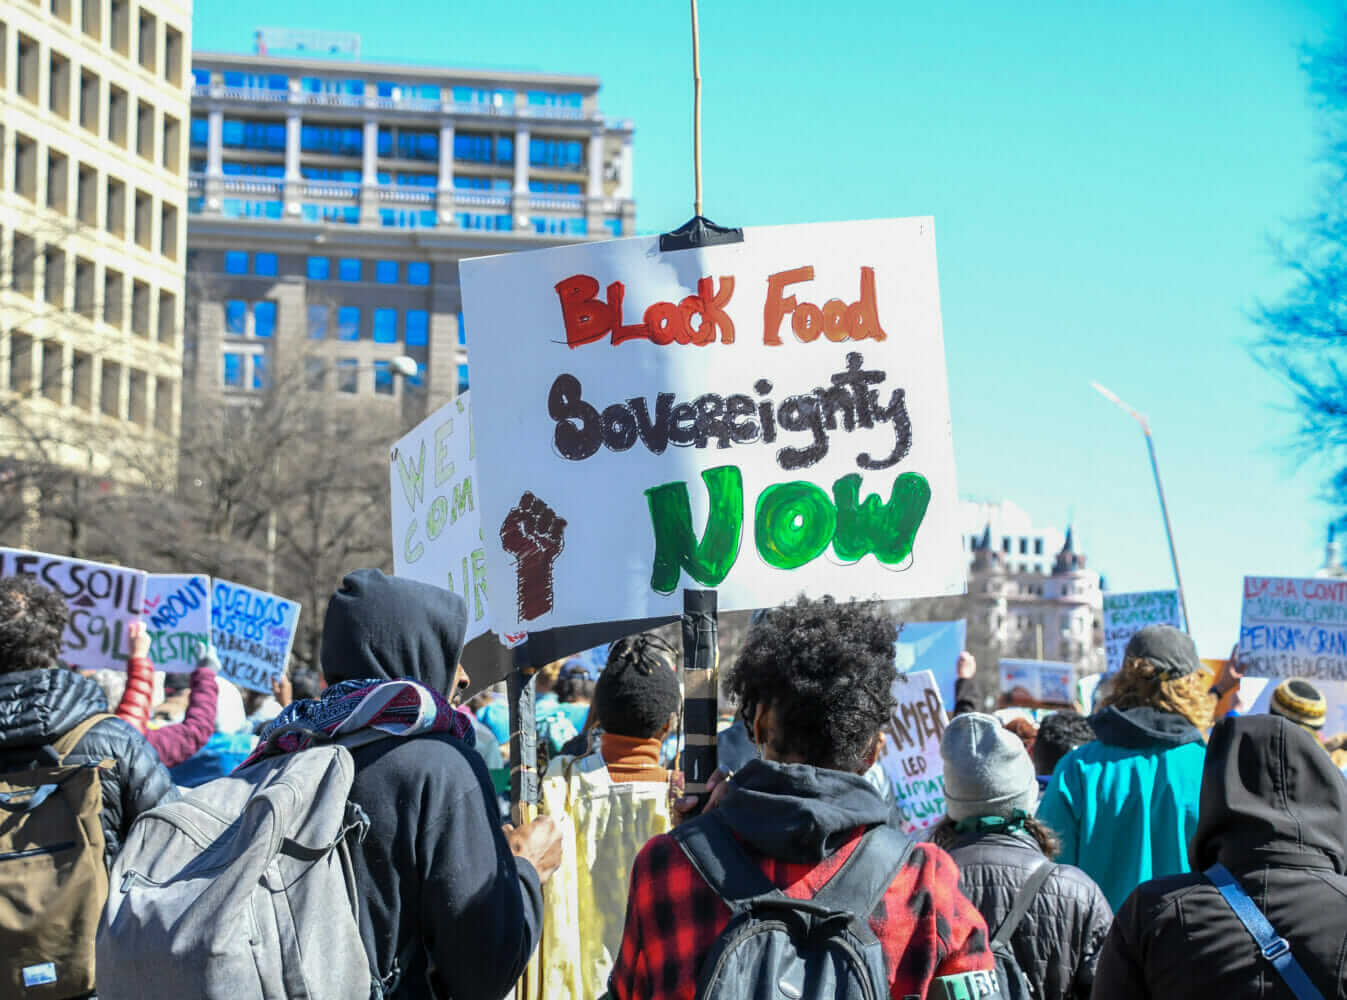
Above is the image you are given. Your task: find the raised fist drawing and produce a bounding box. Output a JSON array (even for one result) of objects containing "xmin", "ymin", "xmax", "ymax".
[{"xmin": 500, "ymin": 492, "xmax": 567, "ymax": 622}]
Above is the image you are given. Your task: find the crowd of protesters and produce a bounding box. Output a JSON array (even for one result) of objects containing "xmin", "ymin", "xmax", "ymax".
[{"xmin": 2, "ymin": 568, "xmax": 1346, "ymax": 1000}]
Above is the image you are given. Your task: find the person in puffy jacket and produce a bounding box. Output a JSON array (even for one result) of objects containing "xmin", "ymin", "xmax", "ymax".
[
  {"xmin": 1094, "ymin": 714, "xmax": 1347, "ymax": 999},
  {"xmin": 932, "ymin": 713, "xmax": 1112, "ymax": 1000},
  {"xmin": 0, "ymin": 574, "xmax": 177, "ymax": 866},
  {"xmin": 1037, "ymin": 625, "xmax": 1210, "ymax": 909}
]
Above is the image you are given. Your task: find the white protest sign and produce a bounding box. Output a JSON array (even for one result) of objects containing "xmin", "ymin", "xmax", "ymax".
[
  {"xmin": 999, "ymin": 659, "xmax": 1076, "ymax": 705},
  {"xmin": 0, "ymin": 547, "xmax": 146, "ymax": 670},
  {"xmin": 878, "ymin": 669, "xmax": 949, "ymax": 834},
  {"xmin": 1239, "ymin": 576, "xmax": 1347, "ymax": 682},
  {"xmin": 210, "ymin": 579, "xmax": 300, "ymax": 693},
  {"xmin": 1246, "ymin": 677, "xmax": 1347, "ymax": 736},
  {"xmin": 1102, "ymin": 589, "xmax": 1180, "ymax": 674},
  {"xmin": 143, "ymin": 574, "xmax": 211, "ymax": 672},
  {"xmin": 460, "ymin": 218, "xmax": 964, "ymax": 640},
  {"xmin": 390, "ymin": 392, "xmax": 489, "ymax": 644}
]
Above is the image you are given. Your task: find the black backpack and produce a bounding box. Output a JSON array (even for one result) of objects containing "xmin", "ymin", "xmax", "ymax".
[
  {"xmin": 672, "ymin": 814, "xmax": 912, "ymax": 1000},
  {"xmin": 986, "ymin": 862, "xmax": 1055, "ymax": 1000}
]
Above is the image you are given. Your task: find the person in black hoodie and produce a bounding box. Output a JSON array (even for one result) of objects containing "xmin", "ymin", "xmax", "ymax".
[
  {"xmin": 1093, "ymin": 714, "xmax": 1347, "ymax": 999},
  {"xmin": 0, "ymin": 574, "xmax": 176, "ymax": 867},
  {"xmin": 319, "ymin": 569, "xmax": 562, "ymax": 1000},
  {"xmin": 609, "ymin": 596, "xmax": 996, "ymax": 1000}
]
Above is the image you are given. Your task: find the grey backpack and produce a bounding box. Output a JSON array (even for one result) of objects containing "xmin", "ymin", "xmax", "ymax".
[
  {"xmin": 986, "ymin": 862, "xmax": 1055, "ymax": 1000},
  {"xmin": 672, "ymin": 814, "xmax": 912, "ymax": 1000},
  {"xmin": 96, "ymin": 743, "xmax": 380, "ymax": 1000}
]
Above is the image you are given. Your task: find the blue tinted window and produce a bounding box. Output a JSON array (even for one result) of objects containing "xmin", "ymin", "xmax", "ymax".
[
  {"xmin": 373, "ymin": 308, "xmax": 398, "ymax": 343},
  {"xmin": 301, "ymin": 166, "xmax": 361, "ymax": 183},
  {"xmin": 407, "ymin": 262, "xmax": 430, "ymax": 286},
  {"xmin": 457, "ymin": 213, "xmax": 513, "ymax": 231},
  {"xmin": 378, "ymin": 209, "xmax": 436, "ymax": 229},
  {"xmin": 307, "ymin": 304, "xmax": 327, "ymax": 339},
  {"xmin": 337, "ymin": 306, "xmax": 361, "ymax": 340},
  {"xmin": 337, "ymin": 359, "xmax": 358, "ymax": 393},
  {"xmin": 405, "ymin": 309, "xmax": 428, "ymax": 346},
  {"xmin": 223, "ymin": 352, "xmax": 243, "ymax": 387},
  {"xmin": 375, "ymin": 260, "xmax": 399, "ymax": 284},
  {"xmin": 307, "ymin": 256, "xmax": 330, "ymax": 280},
  {"xmin": 300, "ymin": 125, "xmax": 362, "ymax": 156},
  {"xmin": 225, "ymin": 300, "xmax": 247, "ymax": 334},
  {"xmin": 254, "ymin": 301, "xmax": 276, "ymax": 338},
  {"xmin": 192, "ymin": 68, "xmax": 211, "ymax": 87},
  {"xmin": 222, "ymin": 162, "xmax": 284, "ymax": 177},
  {"xmin": 221, "ymin": 119, "xmax": 286, "ymax": 151},
  {"xmin": 252, "ymin": 353, "xmax": 269, "ymax": 389},
  {"xmin": 605, "ymin": 218, "xmax": 623, "ymax": 237},
  {"xmin": 532, "ymin": 217, "xmax": 587, "ymax": 236},
  {"xmin": 456, "ymin": 310, "xmax": 466, "ymax": 346},
  {"xmin": 374, "ymin": 360, "xmax": 394, "ymax": 395},
  {"xmin": 301, "ymin": 204, "xmax": 360, "ymax": 224},
  {"xmin": 254, "ymin": 253, "xmax": 278, "ymax": 276},
  {"xmin": 224, "ymin": 251, "xmax": 248, "ymax": 274},
  {"xmin": 397, "ymin": 172, "xmax": 436, "ymax": 188},
  {"xmin": 376, "ymin": 81, "xmax": 398, "ymax": 98},
  {"xmin": 338, "ymin": 259, "xmax": 362, "ymax": 282},
  {"xmin": 456, "ymin": 363, "xmax": 469, "ymax": 394},
  {"xmin": 529, "ymin": 180, "xmax": 582, "ymax": 194},
  {"xmin": 454, "ymin": 133, "xmax": 495, "ymax": 163},
  {"xmin": 495, "ymin": 136, "xmax": 514, "ymax": 164},
  {"xmin": 190, "ymin": 117, "xmax": 208, "ymax": 146},
  {"xmin": 220, "ymin": 199, "xmax": 283, "ymax": 219}
]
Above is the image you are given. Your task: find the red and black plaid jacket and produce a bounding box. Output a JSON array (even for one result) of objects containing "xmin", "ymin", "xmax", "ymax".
[{"xmin": 609, "ymin": 826, "xmax": 993, "ymax": 1000}]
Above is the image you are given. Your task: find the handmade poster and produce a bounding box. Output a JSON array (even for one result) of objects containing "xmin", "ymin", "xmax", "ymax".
[
  {"xmin": 460, "ymin": 218, "xmax": 964, "ymax": 643},
  {"xmin": 1246, "ymin": 677, "xmax": 1347, "ymax": 736},
  {"xmin": 1239, "ymin": 576, "xmax": 1347, "ymax": 682},
  {"xmin": 878, "ymin": 669, "xmax": 949, "ymax": 834},
  {"xmin": 999, "ymin": 658, "xmax": 1076, "ymax": 706},
  {"xmin": 894, "ymin": 620, "xmax": 966, "ymax": 713},
  {"xmin": 0, "ymin": 547, "xmax": 146, "ymax": 670},
  {"xmin": 391, "ymin": 391, "xmax": 489, "ymax": 645},
  {"xmin": 210, "ymin": 579, "xmax": 300, "ymax": 692},
  {"xmin": 143, "ymin": 574, "xmax": 211, "ymax": 672},
  {"xmin": 1102, "ymin": 589, "xmax": 1180, "ymax": 673}
]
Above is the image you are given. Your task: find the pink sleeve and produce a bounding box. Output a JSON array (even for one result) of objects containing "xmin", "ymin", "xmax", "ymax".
[{"xmin": 145, "ymin": 666, "xmax": 218, "ymax": 768}]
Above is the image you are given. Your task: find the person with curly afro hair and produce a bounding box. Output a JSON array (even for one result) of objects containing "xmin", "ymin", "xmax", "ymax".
[
  {"xmin": 0, "ymin": 572, "xmax": 68, "ymax": 674},
  {"xmin": 610, "ymin": 596, "xmax": 995, "ymax": 1000}
]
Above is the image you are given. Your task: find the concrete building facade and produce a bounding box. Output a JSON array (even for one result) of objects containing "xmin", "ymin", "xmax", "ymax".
[
  {"xmin": 0, "ymin": 0, "xmax": 191, "ymax": 478},
  {"xmin": 184, "ymin": 51, "xmax": 635, "ymax": 422}
]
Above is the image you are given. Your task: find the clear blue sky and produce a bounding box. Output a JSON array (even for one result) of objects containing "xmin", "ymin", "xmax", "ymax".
[{"xmin": 195, "ymin": 0, "xmax": 1340, "ymax": 658}]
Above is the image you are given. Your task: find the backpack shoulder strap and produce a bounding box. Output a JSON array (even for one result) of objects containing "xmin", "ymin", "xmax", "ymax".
[
  {"xmin": 52, "ymin": 712, "xmax": 116, "ymax": 761},
  {"xmin": 672, "ymin": 812, "xmax": 775, "ymax": 909},
  {"xmin": 810, "ymin": 823, "xmax": 915, "ymax": 919},
  {"xmin": 990, "ymin": 861, "xmax": 1055, "ymax": 949},
  {"xmin": 1204, "ymin": 864, "xmax": 1325, "ymax": 1000}
]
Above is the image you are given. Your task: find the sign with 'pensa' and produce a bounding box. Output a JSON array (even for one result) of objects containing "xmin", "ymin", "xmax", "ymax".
[
  {"xmin": 460, "ymin": 218, "xmax": 964, "ymax": 639},
  {"xmin": 0, "ymin": 547, "xmax": 146, "ymax": 670}
]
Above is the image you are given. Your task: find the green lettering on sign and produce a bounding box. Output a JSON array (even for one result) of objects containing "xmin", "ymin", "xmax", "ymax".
[
  {"xmin": 645, "ymin": 465, "xmax": 744, "ymax": 593},
  {"xmin": 832, "ymin": 472, "xmax": 931, "ymax": 564},
  {"xmin": 754, "ymin": 481, "xmax": 836, "ymax": 569}
]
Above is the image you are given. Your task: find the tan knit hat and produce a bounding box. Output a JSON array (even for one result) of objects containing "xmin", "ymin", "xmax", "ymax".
[{"xmin": 1269, "ymin": 678, "xmax": 1327, "ymax": 732}]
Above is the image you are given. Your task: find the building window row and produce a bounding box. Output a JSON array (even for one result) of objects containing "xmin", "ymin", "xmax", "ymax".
[
  {"xmin": 531, "ymin": 216, "xmax": 587, "ymax": 236},
  {"xmin": 6, "ymin": 332, "xmax": 176, "ymax": 432},
  {"xmin": 224, "ymin": 251, "xmax": 277, "ymax": 276},
  {"xmin": 6, "ymin": 5, "xmax": 183, "ymax": 89},
  {"xmin": 190, "ymin": 73, "xmax": 584, "ymax": 114},
  {"xmin": 224, "ymin": 299, "xmax": 276, "ymax": 338},
  {"xmin": 306, "ymin": 305, "xmax": 430, "ymax": 347},
  {"xmin": 5, "ymin": 228, "xmax": 178, "ymax": 341},
  {"xmin": 305, "ymin": 257, "xmax": 430, "ymax": 285}
]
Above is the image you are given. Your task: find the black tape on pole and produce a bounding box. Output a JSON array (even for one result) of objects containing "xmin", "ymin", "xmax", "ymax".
[
  {"xmin": 507, "ymin": 659, "xmax": 538, "ymax": 823},
  {"xmin": 659, "ymin": 216, "xmax": 743, "ymax": 252},
  {"xmin": 681, "ymin": 588, "xmax": 719, "ymax": 797}
]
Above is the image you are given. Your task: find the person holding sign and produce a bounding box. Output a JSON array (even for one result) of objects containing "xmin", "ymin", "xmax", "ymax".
[
  {"xmin": 1037, "ymin": 625, "xmax": 1210, "ymax": 910},
  {"xmin": 609, "ymin": 597, "xmax": 996, "ymax": 1000}
]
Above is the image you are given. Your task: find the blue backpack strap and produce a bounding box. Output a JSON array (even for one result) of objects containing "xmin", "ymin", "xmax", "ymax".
[
  {"xmin": 672, "ymin": 813, "xmax": 777, "ymax": 911},
  {"xmin": 1204, "ymin": 864, "xmax": 1325, "ymax": 1000}
]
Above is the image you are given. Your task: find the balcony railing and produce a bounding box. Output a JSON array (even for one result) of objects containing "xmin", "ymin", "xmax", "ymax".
[
  {"xmin": 529, "ymin": 193, "xmax": 584, "ymax": 211},
  {"xmin": 377, "ymin": 187, "xmax": 435, "ymax": 205},
  {"xmin": 453, "ymin": 191, "xmax": 511, "ymax": 209},
  {"xmin": 293, "ymin": 180, "xmax": 360, "ymax": 201},
  {"xmin": 221, "ymin": 177, "xmax": 283, "ymax": 196},
  {"xmin": 187, "ymin": 175, "xmax": 203, "ymax": 196}
]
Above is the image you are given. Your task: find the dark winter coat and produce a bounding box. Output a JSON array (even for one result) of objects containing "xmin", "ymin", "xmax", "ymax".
[
  {"xmin": 1093, "ymin": 714, "xmax": 1347, "ymax": 1000},
  {"xmin": 321, "ymin": 569, "xmax": 542, "ymax": 1000},
  {"xmin": 947, "ymin": 829, "xmax": 1112, "ymax": 1000},
  {"xmin": 0, "ymin": 668, "xmax": 178, "ymax": 866}
]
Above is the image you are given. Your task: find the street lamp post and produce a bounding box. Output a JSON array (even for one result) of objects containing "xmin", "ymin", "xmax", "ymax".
[{"xmin": 1091, "ymin": 381, "xmax": 1191, "ymax": 633}]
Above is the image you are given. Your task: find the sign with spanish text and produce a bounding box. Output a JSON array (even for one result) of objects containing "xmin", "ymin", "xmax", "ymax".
[
  {"xmin": 999, "ymin": 658, "xmax": 1076, "ymax": 706},
  {"xmin": 390, "ymin": 392, "xmax": 490, "ymax": 645},
  {"xmin": 210, "ymin": 579, "xmax": 299, "ymax": 693},
  {"xmin": 0, "ymin": 547, "xmax": 146, "ymax": 670},
  {"xmin": 460, "ymin": 218, "xmax": 963, "ymax": 639},
  {"xmin": 1103, "ymin": 589, "xmax": 1181, "ymax": 674},
  {"xmin": 1240, "ymin": 576, "xmax": 1347, "ymax": 682},
  {"xmin": 878, "ymin": 669, "xmax": 949, "ymax": 834},
  {"xmin": 143, "ymin": 574, "xmax": 211, "ymax": 672}
]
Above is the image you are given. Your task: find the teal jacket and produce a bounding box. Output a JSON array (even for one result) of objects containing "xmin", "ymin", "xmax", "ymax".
[{"xmin": 1036, "ymin": 705, "xmax": 1205, "ymax": 911}]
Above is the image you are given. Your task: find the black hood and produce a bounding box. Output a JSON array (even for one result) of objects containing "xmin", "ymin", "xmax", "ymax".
[
  {"xmin": 715, "ymin": 759, "xmax": 894, "ymax": 865},
  {"xmin": 1189, "ymin": 714, "xmax": 1347, "ymax": 875},
  {"xmin": 1089, "ymin": 705, "xmax": 1203, "ymax": 750},
  {"xmin": 320, "ymin": 569, "xmax": 467, "ymax": 698},
  {"xmin": 0, "ymin": 668, "xmax": 109, "ymax": 749}
]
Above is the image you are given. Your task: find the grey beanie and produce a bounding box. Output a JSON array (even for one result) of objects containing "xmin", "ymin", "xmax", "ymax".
[{"xmin": 940, "ymin": 713, "xmax": 1039, "ymax": 822}]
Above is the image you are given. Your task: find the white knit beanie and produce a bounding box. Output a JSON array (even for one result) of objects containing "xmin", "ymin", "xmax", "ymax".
[{"xmin": 940, "ymin": 713, "xmax": 1039, "ymax": 822}]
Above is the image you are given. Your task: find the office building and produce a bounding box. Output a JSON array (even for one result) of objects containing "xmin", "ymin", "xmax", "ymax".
[
  {"xmin": 0, "ymin": 0, "xmax": 191, "ymax": 479},
  {"xmin": 184, "ymin": 48, "xmax": 636, "ymax": 420}
]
